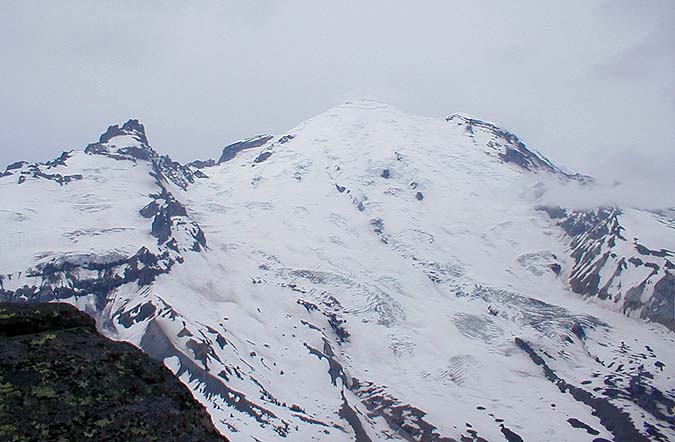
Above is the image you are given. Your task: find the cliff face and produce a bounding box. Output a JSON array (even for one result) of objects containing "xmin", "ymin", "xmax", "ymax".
[{"xmin": 0, "ymin": 303, "xmax": 227, "ymax": 442}]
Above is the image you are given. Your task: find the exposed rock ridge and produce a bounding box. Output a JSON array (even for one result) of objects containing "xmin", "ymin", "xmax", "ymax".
[
  {"xmin": 538, "ymin": 206, "xmax": 674, "ymax": 330},
  {"xmin": 0, "ymin": 151, "xmax": 83, "ymax": 185},
  {"xmin": 217, "ymin": 134, "xmax": 274, "ymax": 164},
  {"xmin": 446, "ymin": 113, "xmax": 591, "ymax": 182}
]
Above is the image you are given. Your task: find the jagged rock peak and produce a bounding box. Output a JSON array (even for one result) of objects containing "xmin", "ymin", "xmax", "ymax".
[
  {"xmin": 99, "ymin": 118, "xmax": 149, "ymax": 146},
  {"xmin": 86, "ymin": 119, "xmax": 188, "ymax": 178},
  {"xmin": 83, "ymin": 119, "xmax": 205, "ymax": 190},
  {"xmin": 85, "ymin": 118, "xmax": 156, "ymax": 162}
]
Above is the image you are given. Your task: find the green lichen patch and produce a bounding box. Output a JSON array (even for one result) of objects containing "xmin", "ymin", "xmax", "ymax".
[{"xmin": 31, "ymin": 333, "xmax": 56, "ymax": 346}]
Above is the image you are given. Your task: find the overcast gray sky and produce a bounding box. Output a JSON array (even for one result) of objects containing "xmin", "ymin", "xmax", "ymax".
[{"xmin": 1, "ymin": 0, "xmax": 673, "ymax": 200}]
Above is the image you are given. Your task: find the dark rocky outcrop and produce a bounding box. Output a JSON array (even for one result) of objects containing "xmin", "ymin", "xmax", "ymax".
[
  {"xmin": 254, "ymin": 151, "xmax": 273, "ymax": 164},
  {"xmin": 0, "ymin": 246, "xmax": 175, "ymax": 310},
  {"xmin": 98, "ymin": 119, "xmax": 150, "ymax": 146},
  {"xmin": 0, "ymin": 302, "xmax": 227, "ymax": 442},
  {"xmin": 140, "ymin": 190, "xmax": 207, "ymax": 253},
  {"xmin": 189, "ymin": 159, "xmax": 216, "ymax": 169},
  {"xmin": 217, "ymin": 135, "xmax": 273, "ymax": 164},
  {"xmin": 1, "ymin": 157, "xmax": 83, "ymax": 186},
  {"xmin": 277, "ymin": 134, "xmax": 295, "ymax": 144},
  {"xmin": 355, "ymin": 381, "xmax": 462, "ymax": 442}
]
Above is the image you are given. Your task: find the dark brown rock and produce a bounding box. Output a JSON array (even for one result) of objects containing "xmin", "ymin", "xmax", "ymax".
[{"xmin": 0, "ymin": 302, "xmax": 227, "ymax": 442}]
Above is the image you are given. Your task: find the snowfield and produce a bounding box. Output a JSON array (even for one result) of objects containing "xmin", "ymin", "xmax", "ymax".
[{"xmin": 1, "ymin": 101, "xmax": 673, "ymax": 441}]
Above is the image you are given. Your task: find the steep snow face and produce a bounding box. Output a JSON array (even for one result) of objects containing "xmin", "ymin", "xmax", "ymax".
[
  {"xmin": 0, "ymin": 149, "xmax": 157, "ymax": 274},
  {"xmin": 1, "ymin": 102, "xmax": 674, "ymax": 442},
  {"xmin": 0, "ymin": 122, "xmax": 207, "ymax": 312}
]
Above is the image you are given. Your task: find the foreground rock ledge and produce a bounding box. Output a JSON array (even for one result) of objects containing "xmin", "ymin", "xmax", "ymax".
[{"xmin": 0, "ymin": 302, "xmax": 227, "ymax": 442}]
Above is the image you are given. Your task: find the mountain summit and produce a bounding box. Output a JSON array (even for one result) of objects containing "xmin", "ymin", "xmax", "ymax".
[{"xmin": 1, "ymin": 103, "xmax": 673, "ymax": 441}]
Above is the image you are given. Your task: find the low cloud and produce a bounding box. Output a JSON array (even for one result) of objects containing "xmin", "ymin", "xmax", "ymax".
[{"xmin": 539, "ymin": 150, "xmax": 675, "ymax": 210}]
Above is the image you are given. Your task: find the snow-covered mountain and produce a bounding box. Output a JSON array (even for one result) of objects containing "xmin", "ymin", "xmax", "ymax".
[{"xmin": 1, "ymin": 101, "xmax": 673, "ymax": 441}]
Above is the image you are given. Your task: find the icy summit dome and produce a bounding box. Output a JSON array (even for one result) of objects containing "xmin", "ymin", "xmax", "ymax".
[
  {"xmin": 337, "ymin": 99, "xmax": 405, "ymax": 112},
  {"xmin": 270, "ymin": 100, "xmax": 584, "ymax": 180}
]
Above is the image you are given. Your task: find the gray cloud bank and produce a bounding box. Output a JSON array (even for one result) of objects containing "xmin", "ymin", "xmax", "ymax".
[{"xmin": 1, "ymin": 0, "xmax": 673, "ymax": 206}]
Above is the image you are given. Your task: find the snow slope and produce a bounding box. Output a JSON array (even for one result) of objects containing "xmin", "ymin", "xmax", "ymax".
[{"xmin": 1, "ymin": 101, "xmax": 673, "ymax": 441}]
